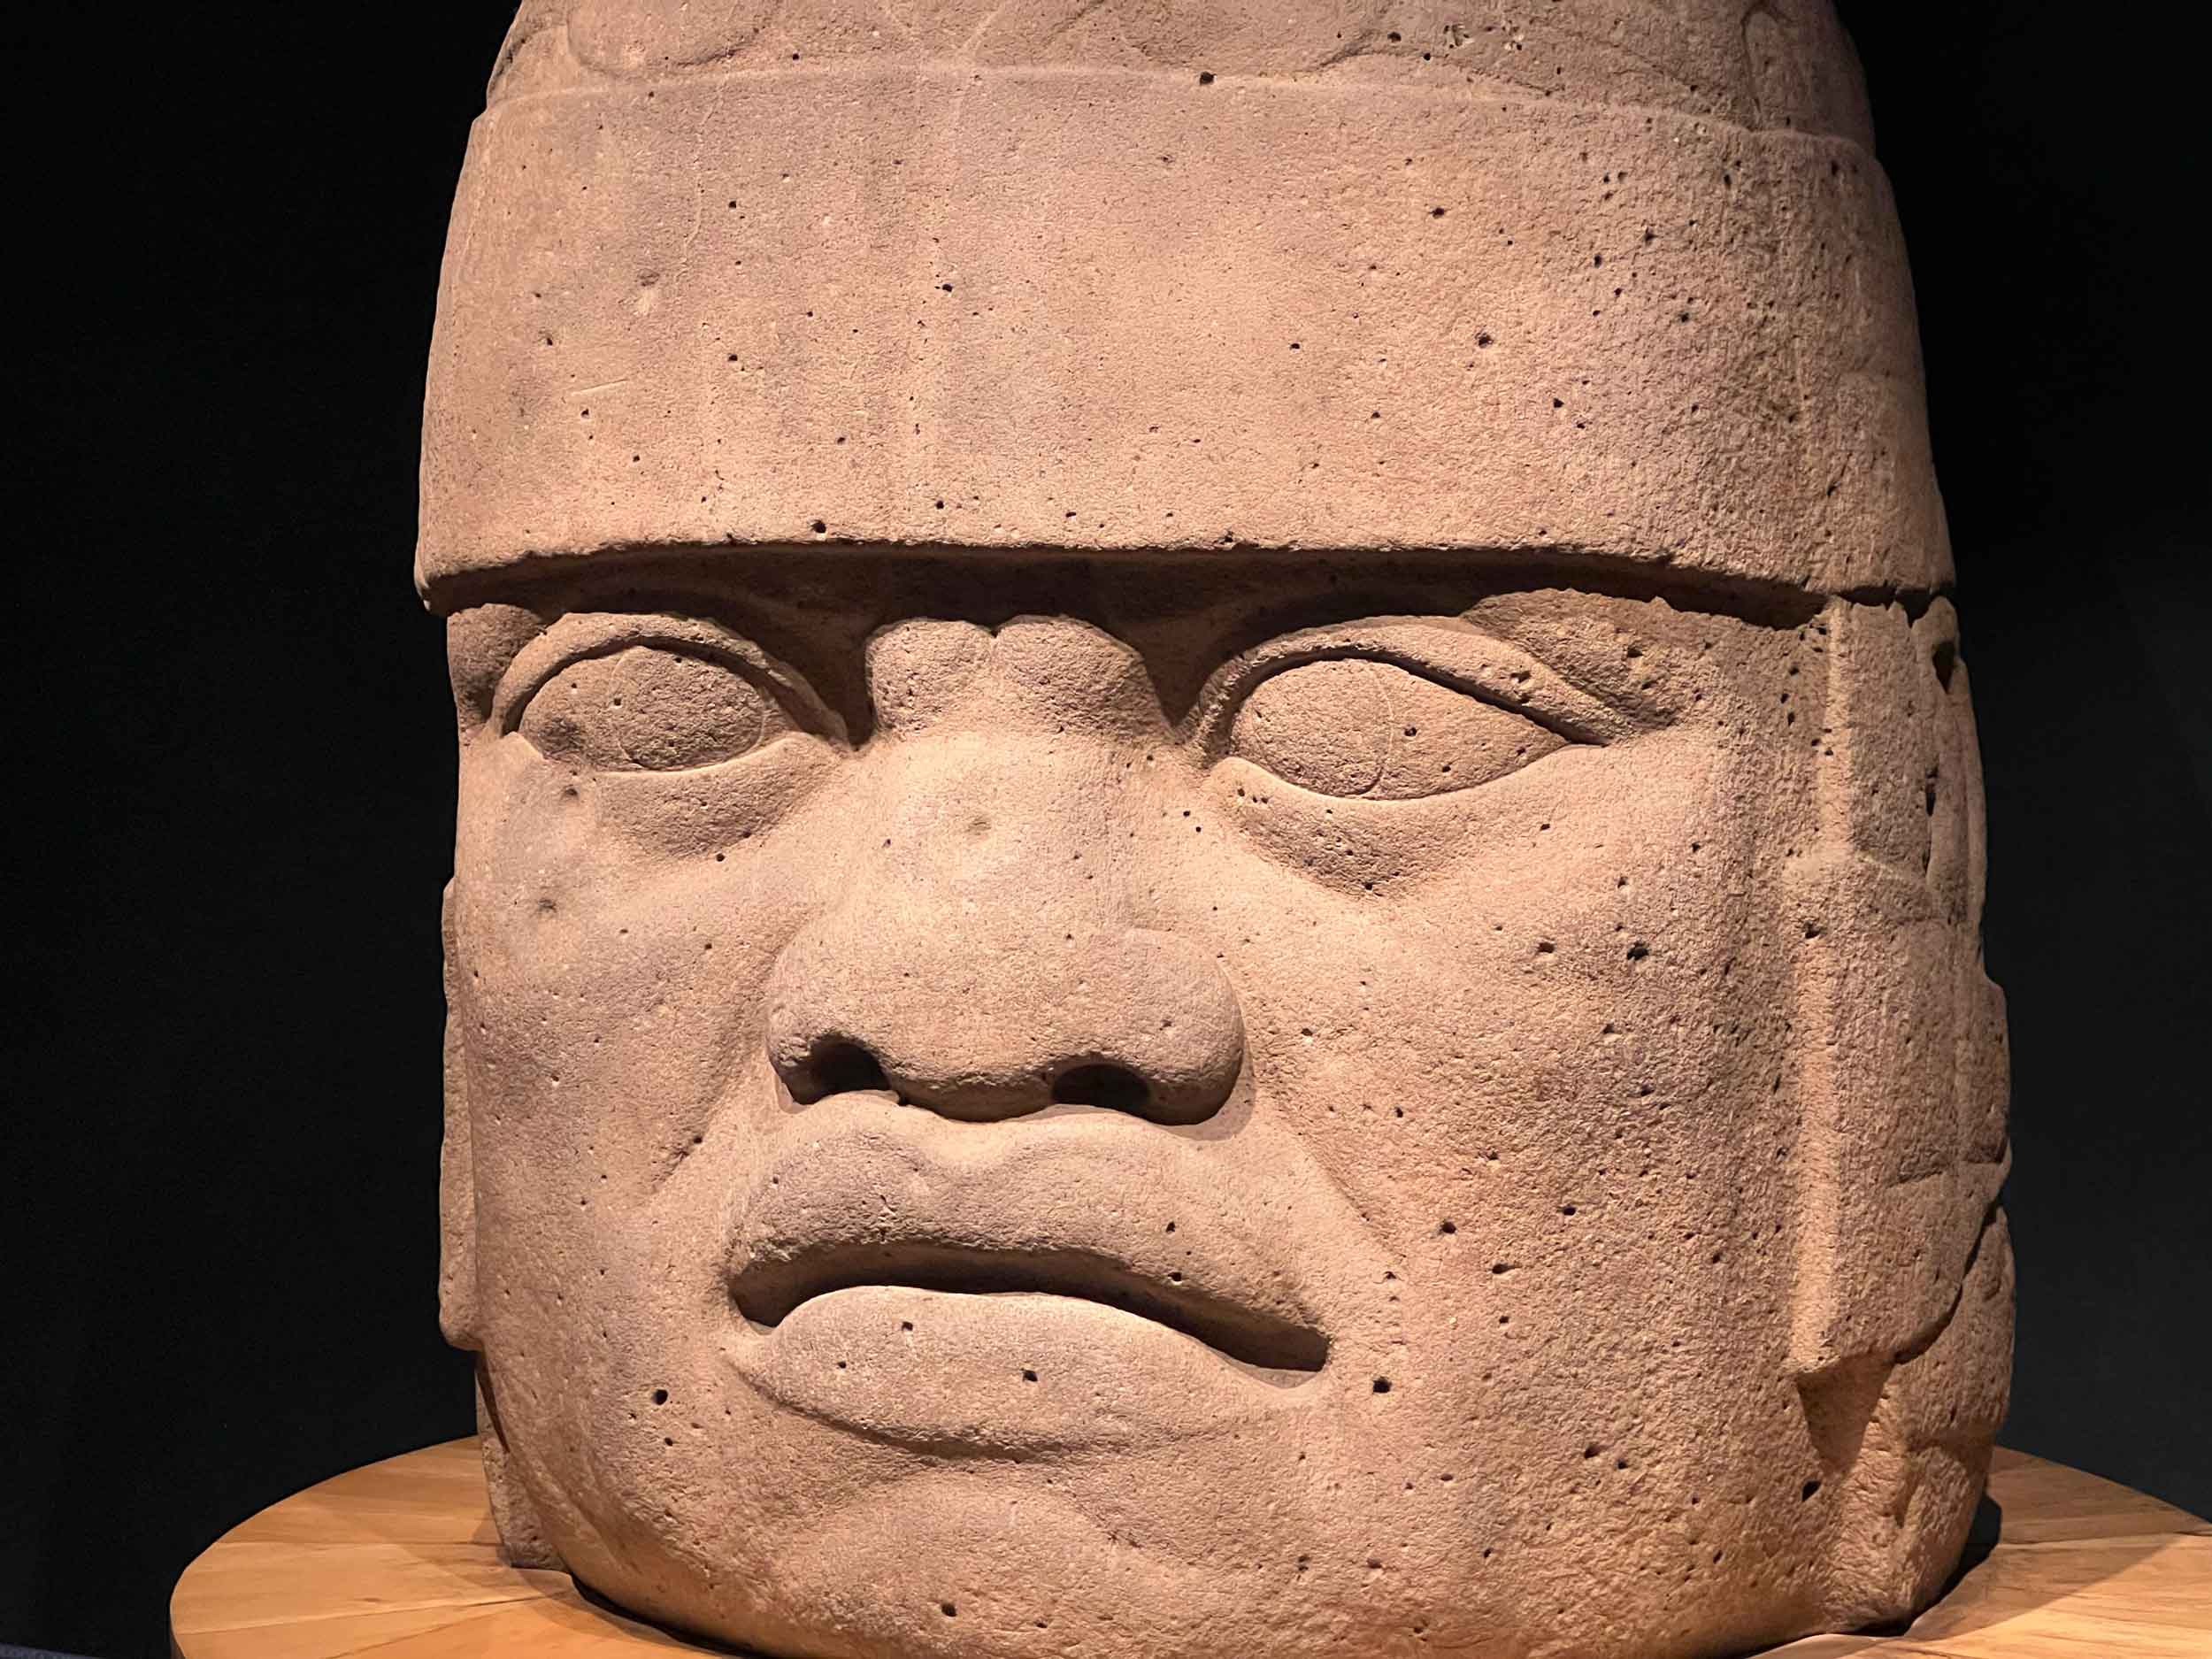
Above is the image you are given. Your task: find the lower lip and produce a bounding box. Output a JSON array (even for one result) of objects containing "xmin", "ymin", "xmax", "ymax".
[{"xmin": 724, "ymin": 1285, "xmax": 1322, "ymax": 1451}]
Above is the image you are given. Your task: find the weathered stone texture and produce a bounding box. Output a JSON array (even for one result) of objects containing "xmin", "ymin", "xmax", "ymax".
[{"xmin": 425, "ymin": 7, "xmax": 2011, "ymax": 1656}]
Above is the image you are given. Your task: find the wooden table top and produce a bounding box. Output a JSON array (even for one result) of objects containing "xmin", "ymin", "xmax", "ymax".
[{"xmin": 170, "ymin": 1439, "xmax": 2209, "ymax": 1658}]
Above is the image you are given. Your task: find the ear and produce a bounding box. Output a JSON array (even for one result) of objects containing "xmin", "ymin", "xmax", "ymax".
[
  {"xmin": 1787, "ymin": 598, "xmax": 2013, "ymax": 1614},
  {"xmin": 1787, "ymin": 600, "xmax": 2008, "ymax": 1379},
  {"xmin": 439, "ymin": 878, "xmax": 480, "ymax": 1349}
]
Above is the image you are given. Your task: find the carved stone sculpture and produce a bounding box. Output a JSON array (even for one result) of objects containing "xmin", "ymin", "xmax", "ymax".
[{"xmin": 424, "ymin": 4, "xmax": 2012, "ymax": 1655}]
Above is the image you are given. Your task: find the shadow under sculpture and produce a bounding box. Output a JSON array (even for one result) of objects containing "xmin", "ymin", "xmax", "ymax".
[{"xmin": 421, "ymin": 4, "xmax": 2014, "ymax": 1655}]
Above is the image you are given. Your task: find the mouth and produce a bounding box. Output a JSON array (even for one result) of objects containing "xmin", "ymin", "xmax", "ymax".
[
  {"xmin": 732, "ymin": 1240, "xmax": 1329, "ymax": 1375},
  {"xmin": 715, "ymin": 1097, "xmax": 1356, "ymax": 1446}
]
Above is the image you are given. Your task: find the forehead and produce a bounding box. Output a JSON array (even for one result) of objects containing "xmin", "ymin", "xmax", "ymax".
[{"xmin": 418, "ymin": 63, "xmax": 1947, "ymax": 608}]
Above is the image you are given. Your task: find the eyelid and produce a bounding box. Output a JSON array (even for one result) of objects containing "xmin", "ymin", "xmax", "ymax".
[
  {"xmin": 1191, "ymin": 616, "xmax": 1642, "ymax": 755},
  {"xmin": 492, "ymin": 613, "xmax": 847, "ymax": 744}
]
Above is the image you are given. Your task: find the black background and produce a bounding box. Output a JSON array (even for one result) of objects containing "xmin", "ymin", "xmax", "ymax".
[{"xmin": 9, "ymin": 5, "xmax": 2208, "ymax": 1655}]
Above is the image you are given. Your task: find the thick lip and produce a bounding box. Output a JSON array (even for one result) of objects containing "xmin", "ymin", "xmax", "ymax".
[
  {"xmin": 722, "ymin": 1094, "xmax": 1336, "ymax": 1383},
  {"xmin": 733, "ymin": 1239, "xmax": 1327, "ymax": 1373}
]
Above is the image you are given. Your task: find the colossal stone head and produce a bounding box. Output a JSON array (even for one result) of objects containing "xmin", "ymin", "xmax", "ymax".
[{"xmin": 425, "ymin": 4, "xmax": 2013, "ymax": 1655}]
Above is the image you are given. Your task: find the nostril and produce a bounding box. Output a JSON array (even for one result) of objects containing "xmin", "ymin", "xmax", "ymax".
[
  {"xmin": 795, "ymin": 1040, "xmax": 890, "ymax": 1103},
  {"xmin": 1051, "ymin": 1063, "xmax": 1151, "ymax": 1116}
]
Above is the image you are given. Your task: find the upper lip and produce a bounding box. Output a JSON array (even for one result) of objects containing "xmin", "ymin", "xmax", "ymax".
[{"xmin": 725, "ymin": 1095, "xmax": 1333, "ymax": 1377}]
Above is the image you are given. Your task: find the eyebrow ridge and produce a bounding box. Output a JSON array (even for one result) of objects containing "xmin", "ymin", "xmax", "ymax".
[{"xmin": 1185, "ymin": 617, "xmax": 1635, "ymax": 753}]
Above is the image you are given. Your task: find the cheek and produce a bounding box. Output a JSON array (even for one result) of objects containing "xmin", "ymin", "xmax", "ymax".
[
  {"xmin": 451, "ymin": 735, "xmax": 832, "ymax": 1232},
  {"xmin": 1190, "ymin": 726, "xmax": 1799, "ymax": 1273}
]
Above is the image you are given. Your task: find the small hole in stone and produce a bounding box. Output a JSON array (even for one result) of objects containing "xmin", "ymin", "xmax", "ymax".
[
  {"xmin": 1932, "ymin": 639, "xmax": 1957, "ymax": 691},
  {"xmin": 1439, "ymin": 1219, "xmax": 1456, "ymax": 1234},
  {"xmin": 1197, "ymin": 71, "xmax": 1214, "ymax": 85},
  {"xmin": 1022, "ymin": 1369, "xmax": 1038, "ymax": 1382},
  {"xmin": 1802, "ymin": 1479, "xmax": 1822, "ymax": 1501},
  {"xmin": 650, "ymin": 1388, "xmax": 669, "ymax": 1406},
  {"xmin": 1373, "ymin": 1377, "xmax": 1393, "ymax": 1394},
  {"xmin": 1053, "ymin": 1063, "xmax": 1149, "ymax": 1114},
  {"xmin": 941, "ymin": 1602, "xmax": 957, "ymax": 1618},
  {"xmin": 805, "ymin": 1041, "xmax": 888, "ymax": 1100}
]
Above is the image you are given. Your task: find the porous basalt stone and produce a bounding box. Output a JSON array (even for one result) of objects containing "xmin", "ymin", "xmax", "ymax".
[
  {"xmin": 425, "ymin": 6, "xmax": 2012, "ymax": 1657},
  {"xmin": 419, "ymin": 1, "xmax": 1945, "ymax": 599}
]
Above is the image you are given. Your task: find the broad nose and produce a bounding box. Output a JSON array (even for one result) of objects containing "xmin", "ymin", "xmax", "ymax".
[
  {"xmin": 763, "ymin": 729, "xmax": 1244, "ymax": 1125},
  {"xmin": 765, "ymin": 919, "xmax": 1245, "ymax": 1125}
]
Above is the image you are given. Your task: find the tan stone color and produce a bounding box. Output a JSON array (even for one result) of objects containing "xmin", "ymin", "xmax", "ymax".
[
  {"xmin": 420, "ymin": 0, "xmax": 1945, "ymax": 599},
  {"xmin": 424, "ymin": 5, "xmax": 2012, "ymax": 1657}
]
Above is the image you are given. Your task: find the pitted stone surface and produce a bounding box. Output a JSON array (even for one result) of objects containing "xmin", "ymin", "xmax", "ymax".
[
  {"xmin": 426, "ymin": 7, "xmax": 2011, "ymax": 1657},
  {"xmin": 419, "ymin": 2, "xmax": 1942, "ymax": 597}
]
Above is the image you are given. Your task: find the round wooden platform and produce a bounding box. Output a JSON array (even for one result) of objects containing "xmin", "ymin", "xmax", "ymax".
[{"xmin": 170, "ymin": 1439, "xmax": 2208, "ymax": 1658}]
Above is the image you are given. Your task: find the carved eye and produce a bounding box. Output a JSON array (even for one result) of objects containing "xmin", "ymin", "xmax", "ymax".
[
  {"xmin": 1228, "ymin": 659, "xmax": 1568, "ymax": 798},
  {"xmin": 516, "ymin": 645, "xmax": 792, "ymax": 772}
]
